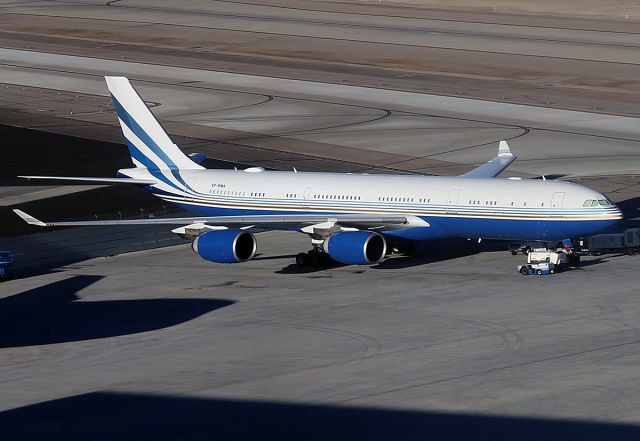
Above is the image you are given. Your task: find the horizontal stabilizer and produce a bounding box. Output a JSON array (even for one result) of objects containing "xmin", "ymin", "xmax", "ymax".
[
  {"xmin": 18, "ymin": 176, "xmax": 157, "ymax": 185},
  {"xmin": 188, "ymin": 153, "xmax": 207, "ymax": 164},
  {"xmin": 459, "ymin": 140, "xmax": 516, "ymax": 179}
]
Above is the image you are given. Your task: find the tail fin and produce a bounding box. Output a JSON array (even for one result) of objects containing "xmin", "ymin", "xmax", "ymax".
[{"xmin": 105, "ymin": 76, "xmax": 204, "ymax": 171}]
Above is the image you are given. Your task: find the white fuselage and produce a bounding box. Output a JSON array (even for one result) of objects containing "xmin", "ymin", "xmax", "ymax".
[{"xmin": 122, "ymin": 167, "xmax": 622, "ymax": 242}]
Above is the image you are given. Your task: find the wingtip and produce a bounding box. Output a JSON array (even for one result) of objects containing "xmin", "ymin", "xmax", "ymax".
[
  {"xmin": 498, "ymin": 140, "xmax": 513, "ymax": 157},
  {"xmin": 13, "ymin": 209, "xmax": 46, "ymax": 227}
]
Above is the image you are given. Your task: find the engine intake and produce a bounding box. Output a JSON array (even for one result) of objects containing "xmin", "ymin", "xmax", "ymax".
[
  {"xmin": 192, "ymin": 229, "xmax": 257, "ymax": 263},
  {"xmin": 324, "ymin": 231, "xmax": 387, "ymax": 265}
]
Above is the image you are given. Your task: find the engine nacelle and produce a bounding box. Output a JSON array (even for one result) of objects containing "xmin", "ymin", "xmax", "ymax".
[
  {"xmin": 192, "ymin": 229, "xmax": 257, "ymax": 263},
  {"xmin": 324, "ymin": 231, "xmax": 387, "ymax": 265}
]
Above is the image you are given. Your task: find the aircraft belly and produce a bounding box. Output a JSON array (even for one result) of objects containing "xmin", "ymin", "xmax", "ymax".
[{"xmin": 430, "ymin": 216, "xmax": 617, "ymax": 241}]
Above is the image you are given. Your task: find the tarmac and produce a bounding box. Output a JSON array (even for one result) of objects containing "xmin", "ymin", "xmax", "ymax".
[
  {"xmin": 2, "ymin": 1, "xmax": 640, "ymax": 439},
  {"xmin": 2, "ymin": 234, "xmax": 640, "ymax": 440}
]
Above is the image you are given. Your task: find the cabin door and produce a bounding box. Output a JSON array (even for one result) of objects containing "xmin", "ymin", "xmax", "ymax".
[
  {"xmin": 551, "ymin": 192, "xmax": 565, "ymax": 209},
  {"xmin": 446, "ymin": 189, "xmax": 461, "ymax": 214},
  {"xmin": 303, "ymin": 186, "xmax": 312, "ymax": 208}
]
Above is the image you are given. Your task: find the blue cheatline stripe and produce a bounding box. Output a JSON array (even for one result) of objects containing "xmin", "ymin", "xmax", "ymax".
[
  {"xmin": 157, "ymin": 195, "xmax": 620, "ymax": 223},
  {"xmin": 156, "ymin": 191, "xmax": 619, "ymax": 216},
  {"xmin": 163, "ymin": 202, "xmax": 618, "ymax": 240},
  {"xmin": 111, "ymin": 94, "xmax": 196, "ymax": 193}
]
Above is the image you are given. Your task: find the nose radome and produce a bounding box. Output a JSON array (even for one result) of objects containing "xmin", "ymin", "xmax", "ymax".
[{"xmin": 613, "ymin": 204, "xmax": 624, "ymax": 219}]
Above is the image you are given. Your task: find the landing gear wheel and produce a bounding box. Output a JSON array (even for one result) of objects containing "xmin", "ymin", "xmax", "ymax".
[
  {"xmin": 296, "ymin": 252, "xmax": 308, "ymax": 267},
  {"xmin": 520, "ymin": 266, "xmax": 529, "ymax": 275}
]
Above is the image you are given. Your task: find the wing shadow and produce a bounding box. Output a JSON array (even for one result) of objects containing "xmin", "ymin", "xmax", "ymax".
[
  {"xmin": 0, "ymin": 275, "xmax": 234, "ymax": 347},
  {"xmin": 0, "ymin": 392, "xmax": 638, "ymax": 441}
]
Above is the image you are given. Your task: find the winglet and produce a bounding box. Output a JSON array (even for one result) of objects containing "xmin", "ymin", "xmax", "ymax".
[
  {"xmin": 459, "ymin": 140, "xmax": 517, "ymax": 179},
  {"xmin": 498, "ymin": 140, "xmax": 512, "ymax": 157},
  {"xmin": 13, "ymin": 209, "xmax": 47, "ymax": 227}
]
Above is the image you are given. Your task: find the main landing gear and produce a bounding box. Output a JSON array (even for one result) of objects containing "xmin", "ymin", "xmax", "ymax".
[{"xmin": 296, "ymin": 249, "xmax": 332, "ymax": 267}]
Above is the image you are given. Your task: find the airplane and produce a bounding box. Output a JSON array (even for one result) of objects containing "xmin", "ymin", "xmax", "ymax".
[{"xmin": 14, "ymin": 76, "xmax": 623, "ymax": 267}]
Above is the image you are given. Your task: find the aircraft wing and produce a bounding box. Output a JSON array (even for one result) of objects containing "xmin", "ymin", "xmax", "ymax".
[
  {"xmin": 458, "ymin": 141, "xmax": 516, "ymax": 179},
  {"xmin": 18, "ymin": 176, "xmax": 157, "ymax": 185},
  {"xmin": 13, "ymin": 209, "xmax": 408, "ymax": 228}
]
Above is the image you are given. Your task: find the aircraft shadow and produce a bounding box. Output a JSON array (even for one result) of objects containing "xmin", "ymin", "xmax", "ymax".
[
  {"xmin": 0, "ymin": 275, "xmax": 234, "ymax": 347},
  {"xmin": 614, "ymin": 196, "xmax": 640, "ymax": 222},
  {"xmin": 373, "ymin": 238, "xmax": 501, "ymax": 270},
  {"xmin": 0, "ymin": 391, "xmax": 638, "ymax": 441},
  {"xmin": 276, "ymin": 261, "xmax": 344, "ymax": 274},
  {"xmin": 275, "ymin": 239, "xmax": 504, "ymax": 272}
]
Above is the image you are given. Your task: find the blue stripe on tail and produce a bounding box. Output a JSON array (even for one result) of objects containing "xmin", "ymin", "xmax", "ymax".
[
  {"xmin": 110, "ymin": 94, "xmax": 195, "ymax": 194},
  {"xmin": 111, "ymin": 94, "xmax": 180, "ymax": 171}
]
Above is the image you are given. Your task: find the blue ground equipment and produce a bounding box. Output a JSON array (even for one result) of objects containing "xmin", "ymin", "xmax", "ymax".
[{"xmin": 0, "ymin": 251, "xmax": 15, "ymax": 281}]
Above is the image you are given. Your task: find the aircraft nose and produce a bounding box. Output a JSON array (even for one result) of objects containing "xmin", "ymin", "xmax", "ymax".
[{"xmin": 613, "ymin": 204, "xmax": 624, "ymax": 219}]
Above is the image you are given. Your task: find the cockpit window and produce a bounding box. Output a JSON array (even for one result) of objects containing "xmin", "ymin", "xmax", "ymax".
[
  {"xmin": 583, "ymin": 200, "xmax": 592, "ymax": 207},
  {"xmin": 591, "ymin": 200, "xmax": 599, "ymax": 207},
  {"xmin": 598, "ymin": 199, "xmax": 610, "ymax": 206}
]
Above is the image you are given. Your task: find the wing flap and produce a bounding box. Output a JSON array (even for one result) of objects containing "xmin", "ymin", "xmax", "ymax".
[{"xmin": 459, "ymin": 141, "xmax": 516, "ymax": 179}]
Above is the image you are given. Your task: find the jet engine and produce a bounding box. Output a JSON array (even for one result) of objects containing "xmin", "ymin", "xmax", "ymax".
[
  {"xmin": 324, "ymin": 231, "xmax": 387, "ymax": 265},
  {"xmin": 192, "ymin": 229, "xmax": 257, "ymax": 263}
]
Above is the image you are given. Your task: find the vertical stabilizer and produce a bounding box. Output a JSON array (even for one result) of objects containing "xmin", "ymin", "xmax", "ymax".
[{"xmin": 105, "ymin": 76, "xmax": 204, "ymax": 171}]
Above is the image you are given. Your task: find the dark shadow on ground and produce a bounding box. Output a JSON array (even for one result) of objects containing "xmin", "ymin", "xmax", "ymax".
[
  {"xmin": 252, "ymin": 252, "xmax": 298, "ymax": 262},
  {"xmin": 615, "ymin": 196, "xmax": 640, "ymax": 221},
  {"xmin": 0, "ymin": 275, "xmax": 233, "ymax": 347},
  {"xmin": 372, "ymin": 238, "xmax": 499, "ymax": 269},
  {"xmin": 276, "ymin": 261, "xmax": 344, "ymax": 274},
  {"xmin": 0, "ymin": 392, "xmax": 638, "ymax": 441},
  {"xmin": 275, "ymin": 239, "xmax": 506, "ymax": 272}
]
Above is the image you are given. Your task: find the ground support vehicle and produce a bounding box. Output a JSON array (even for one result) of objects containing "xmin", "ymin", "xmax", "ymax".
[
  {"xmin": 518, "ymin": 248, "xmax": 576, "ymax": 275},
  {"xmin": 518, "ymin": 262, "xmax": 553, "ymax": 275},
  {"xmin": 578, "ymin": 228, "xmax": 640, "ymax": 255}
]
